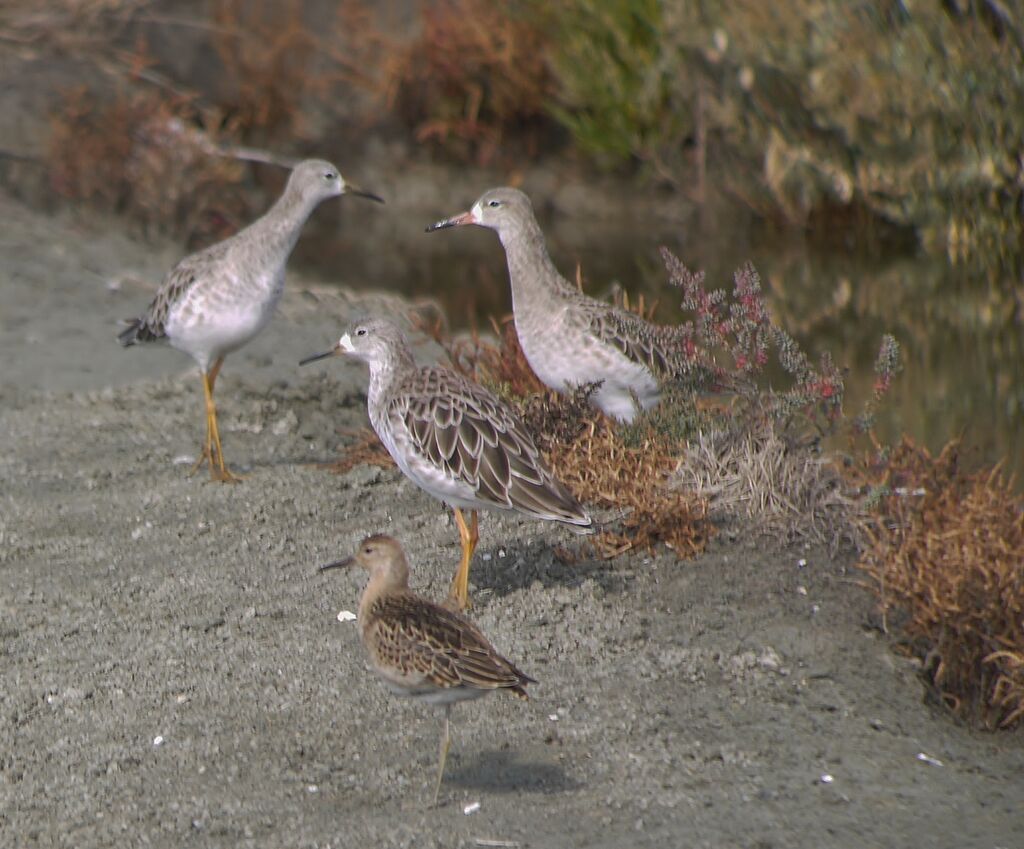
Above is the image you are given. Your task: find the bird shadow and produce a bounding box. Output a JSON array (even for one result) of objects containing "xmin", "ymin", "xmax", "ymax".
[
  {"xmin": 444, "ymin": 748, "xmax": 579, "ymax": 795},
  {"xmin": 472, "ymin": 537, "xmax": 627, "ymax": 600}
]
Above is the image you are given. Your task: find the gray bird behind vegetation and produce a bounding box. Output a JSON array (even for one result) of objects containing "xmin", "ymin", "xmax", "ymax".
[{"xmin": 428, "ymin": 187, "xmax": 694, "ymax": 423}]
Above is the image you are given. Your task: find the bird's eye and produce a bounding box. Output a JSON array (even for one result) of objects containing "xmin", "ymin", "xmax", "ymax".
[
  {"xmin": 324, "ymin": 171, "xmax": 337, "ymax": 180},
  {"xmin": 356, "ymin": 328, "xmax": 367, "ymax": 336},
  {"xmin": 487, "ymin": 199, "xmax": 501, "ymax": 208}
]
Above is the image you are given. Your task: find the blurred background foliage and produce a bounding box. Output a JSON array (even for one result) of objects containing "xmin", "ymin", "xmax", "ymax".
[
  {"xmin": 3, "ymin": 0, "xmax": 1020, "ymax": 263},
  {"xmin": 541, "ymin": 0, "xmax": 1024, "ymax": 263}
]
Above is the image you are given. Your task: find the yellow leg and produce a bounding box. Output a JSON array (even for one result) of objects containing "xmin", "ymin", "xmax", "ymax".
[
  {"xmin": 432, "ymin": 706, "xmax": 452, "ymax": 806},
  {"xmin": 188, "ymin": 358, "xmax": 242, "ymax": 484},
  {"xmin": 448, "ymin": 509, "xmax": 479, "ymax": 610}
]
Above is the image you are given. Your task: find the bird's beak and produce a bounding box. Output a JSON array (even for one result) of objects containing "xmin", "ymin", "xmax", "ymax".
[
  {"xmin": 318, "ymin": 555, "xmax": 355, "ymax": 573},
  {"xmin": 426, "ymin": 210, "xmax": 476, "ymax": 232},
  {"xmin": 298, "ymin": 343, "xmax": 340, "ymax": 366},
  {"xmin": 343, "ymin": 180, "xmax": 385, "ymax": 204}
]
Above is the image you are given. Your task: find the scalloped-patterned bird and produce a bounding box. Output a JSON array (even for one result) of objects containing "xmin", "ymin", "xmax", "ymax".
[{"xmin": 301, "ymin": 318, "xmax": 590, "ymax": 609}]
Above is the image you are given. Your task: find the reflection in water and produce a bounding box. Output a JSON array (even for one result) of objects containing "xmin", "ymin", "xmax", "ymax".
[{"xmin": 294, "ymin": 206, "xmax": 1023, "ymax": 485}]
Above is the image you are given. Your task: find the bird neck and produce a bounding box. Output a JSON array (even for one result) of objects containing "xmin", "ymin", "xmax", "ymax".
[
  {"xmin": 499, "ymin": 220, "xmax": 575, "ymax": 311},
  {"xmin": 366, "ymin": 345, "xmax": 417, "ymax": 403},
  {"xmin": 242, "ymin": 185, "xmax": 322, "ymax": 265},
  {"xmin": 358, "ymin": 570, "xmax": 410, "ymax": 626}
]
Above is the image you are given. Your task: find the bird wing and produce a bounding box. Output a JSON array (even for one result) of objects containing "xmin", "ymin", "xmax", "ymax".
[
  {"xmin": 386, "ymin": 367, "xmax": 590, "ymax": 525},
  {"xmin": 580, "ymin": 300, "xmax": 722, "ymax": 390},
  {"xmin": 130, "ymin": 243, "xmax": 229, "ymax": 340},
  {"xmin": 367, "ymin": 594, "xmax": 533, "ymax": 692},
  {"xmin": 581, "ymin": 302, "xmax": 683, "ymax": 378}
]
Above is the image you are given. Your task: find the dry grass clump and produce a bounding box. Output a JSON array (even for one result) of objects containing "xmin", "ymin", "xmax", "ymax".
[
  {"xmin": 48, "ymin": 86, "xmax": 248, "ymax": 242},
  {"xmin": 678, "ymin": 415, "xmax": 859, "ymax": 547},
  {"xmin": 857, "ymin": 438, "xmax": 1024, "ymax": 729}
]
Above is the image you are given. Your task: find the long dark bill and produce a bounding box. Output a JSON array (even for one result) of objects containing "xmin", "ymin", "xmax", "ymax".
[
  {"xmin": 318, "ymin": 556, "xmax": 355, "ymax": 573},
  {"xmin": 298, "ymin": 348, "xmax": 336, "ymax": 366},
  {"xmin": 346, "ymin": 182, "xmax": 385, "ymax": 204}
]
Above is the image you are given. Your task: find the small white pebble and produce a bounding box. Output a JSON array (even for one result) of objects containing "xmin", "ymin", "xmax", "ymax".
[
  {"xmin": 916, "ymin": 752, "xmax": 943, "ymax": 767},
  {"xmin": 811, "ymin": 604, "xmax": 820, "ymax": 614},
  {"xmin": 497, "ymin": 549, "xmax": 506, "ymax": 558},
  {"xmin": 796, "ymin": 586, "xmax": 808, "ymax": 596},
  {"xmin": 153, "ymin": 736, "xmax": 165, "ymax": 747},
  {"xmin": 481, "ymin": 553, "xmax": 492, "ymax": 561},
  {"xmin": 306, "ymin": 784, "xmax": 319, "ymax": 793},
  {"xmin": 463, "ymin": 801, "xmax": 481, "ymax": 815},
  {"xmin": 172, "ymin": 455, "xmax": 194, "ymax": 466},
  {"xmin": 797, "ymin": 558, "xmax": 808, "ymax": 567},
  {"xmin": 337, "ymin": 610, "xmax": 357, "ymax": 623},
  {"xmin": 819, "ymin": 773, "xmax": 833, "ymax": 784},
  {"xmin": 548, "ymin": 714, "xmax": 559, "ymax": 722}
]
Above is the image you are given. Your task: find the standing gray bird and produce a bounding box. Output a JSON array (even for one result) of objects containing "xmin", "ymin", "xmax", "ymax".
[
  {"xmin": 118, "ymin": 159, "xmax": 382, "ymax": 482},
  {"xmin": 320, "ymin": 534, "xmax": 534, "ymax": 804},
  {"xmin": 300, "ymin": 318, "xmax": 591, "ymax": 609},
  {"xmin": 428, "ymin": 187, "xmax": 694, "ymax": 423}
]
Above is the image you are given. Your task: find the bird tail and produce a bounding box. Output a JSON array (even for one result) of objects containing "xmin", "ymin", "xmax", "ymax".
[
  {"xmin": 118, "ymin": 318, "xmax": 161, "ymax": 346},
  {"xmin": 117, "ymin": 318, "xmax": 143, "ymax": 347}
]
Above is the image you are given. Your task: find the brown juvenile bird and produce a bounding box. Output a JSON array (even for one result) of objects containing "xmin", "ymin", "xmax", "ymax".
[{"xmin": 320, "ymin": 534, "xmax": 535, "ymax": 804}]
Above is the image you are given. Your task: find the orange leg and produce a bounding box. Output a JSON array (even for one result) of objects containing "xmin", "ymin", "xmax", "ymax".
[
  {"xmin": 447, "ymin": 508, "xmax": 479, "ymax": 610},
  {"xmin": 189, "ymin": 357, "xmax": 242, "ymax": 484}
]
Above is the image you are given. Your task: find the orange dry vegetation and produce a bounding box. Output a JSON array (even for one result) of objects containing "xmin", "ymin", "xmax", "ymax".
[
  {"xmin": 211, "ymin": 0, "xmax": 328, "ymax": 138},
  {"xmin": 858, "ymin": 439, "xmax": 1024, "ymax": 729},
  {"xmin": 339, "ymin": 0, "xmax": 554, "ymax": 163},
  {"xmin": 48, "ymin": 86, "xmax": 248, "ymax": 242},
  {"xmin": 547, "ymin": 416, "xmax": 710, "ymax": 559},
  {"xmin": 451, "ymin": 319, "xmax": 711, "ymax": 559}
]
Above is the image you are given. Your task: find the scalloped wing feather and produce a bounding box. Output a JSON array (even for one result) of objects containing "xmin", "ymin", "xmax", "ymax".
[
  {"xmin": 386, "ymin": 367, "xmax": 589, "ymax": 524},
  {"xmin": 366, "ymin": 595, "xmax": 533, "ymax": 692},
  {"xmin": 584, "ymin": 304, "xmax": 686, "ymax": 378}
]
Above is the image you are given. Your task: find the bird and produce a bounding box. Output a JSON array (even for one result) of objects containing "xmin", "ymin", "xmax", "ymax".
[
  {"xmin": 319, "ymin": 534, "xmax": 535, "ymax": 804},
  {"xmin": 300, "ymin": 317, "xmax": 591, "ymax": 609},
  {"xmin": 427, "ymin": 186, "xmax": 702, "ymax": 423},
  {"xmin": 118, "ymin": 158, "xmax": 383, "ymax": 482}
]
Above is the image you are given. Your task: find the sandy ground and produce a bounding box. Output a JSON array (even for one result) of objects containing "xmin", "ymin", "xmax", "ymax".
[{"xmin": 1, "ymin": 190, "xmax": 1021, "ymax": 849}]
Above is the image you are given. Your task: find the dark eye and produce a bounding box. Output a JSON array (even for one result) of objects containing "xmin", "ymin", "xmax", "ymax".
[
  {"xmin": 356, "ymin": 328, "xmax": 367, "ymax": 336},
  {"xmin": 324, "ymin": 171, "xmax": 337, "ymax": 180},
  {"xmin": 487, "ymin": 199, "xmax": 501, "ymax": 208}
]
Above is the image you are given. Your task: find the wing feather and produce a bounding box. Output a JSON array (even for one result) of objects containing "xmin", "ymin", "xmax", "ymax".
[{"xmin": 367, "ymin": 595, "xmax": 534, "ymax": 692}]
